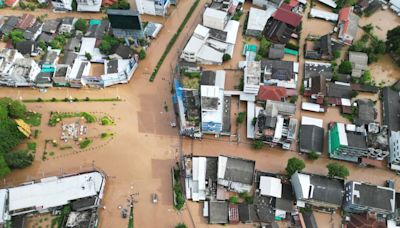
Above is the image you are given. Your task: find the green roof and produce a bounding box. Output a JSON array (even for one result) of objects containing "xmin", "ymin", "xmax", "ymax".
[
  {"xmin": 329, "ymin": 123, "xmax": 341, "ymax": 155},
  {"xmin": 284, "ymin": 48, "xmax": 298, "ymax": 56},
  {"xmin": 90, "ymin": 19, "xmax": 101, "ymax": 26},
  {"xmin": 243, "ymin": 44, "xmax": 257, "ymax": 55}
]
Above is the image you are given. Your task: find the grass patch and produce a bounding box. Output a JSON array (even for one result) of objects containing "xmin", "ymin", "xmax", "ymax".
[
  {"xmin": 128, "ymin": 205, "xmax": 134, "ymax": 228},
  {"xmin": 100, "ymin": 116, "xmax": 114, "ymax": 125},
  {"xmin": 48, "ymin": 151, "xmax": 55, "ymax": 156},
  {"xmin": 27, "ymin": 142, "xmax": 37, "ymax": 152},
  {"xmin": 149, "ymin": 0, "xmax": 200, "ymax": 81},
  {"xmin": 23, "ymin": 112, "xmax": 42, "ymax": 126},
  {"xmin": 48, "ymin": 112, "xmax": 96, "ymax": 126},
  {"xmin": 79, "ymin": 139, "xmax": 92, "ymax": 149}
]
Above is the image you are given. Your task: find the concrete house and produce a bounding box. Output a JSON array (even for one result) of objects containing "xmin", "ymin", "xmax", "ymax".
[
  {"xmin": 246, "ymin": 7, "xmax": 276, "ymax": 37},
  {"xmin": 203, "ymin": 8, "xmax": 228, "ymax": 31},
  {"xmin": 217, "ymin": 155, "xmax": 255, "ymax": 193},
  {"xmin": 349, "ymin": 51, "xmax": 368, "ymax": 78},
  {"xmin": 135, "ymin": 0, "xmax": 170, "ymax": 16},
  {"xmin": 291, "ymin": 172, "xmax": 344, "ymax": 210},
  {"xmin": 337, "ymin": 7, "xmax": 360, "ymax": 45},
  {"xmin": 343, "ymin": 181, "xmax": 395, "ymax": 216},
  {"xmin": 299, "ymin": 116, "xmax": 324, "ymax": 155}
]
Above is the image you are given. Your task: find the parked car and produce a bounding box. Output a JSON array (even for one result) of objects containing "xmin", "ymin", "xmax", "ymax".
[{"xmin": 152, "ymin": 193, "xmax": 158, "ymax": 204}]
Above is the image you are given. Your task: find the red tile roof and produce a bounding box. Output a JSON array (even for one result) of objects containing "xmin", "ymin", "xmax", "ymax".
[
  {"xmin": 289, "ymin": 0, "xmax": 299, "ymax": 7},
  {"xmin": 281, "ymin": 3, "xmax": 294, "ymax": 10},
  {"xmin": 16, "ymin": 14, "xmax": 36, "ymax": 30},
  {"xmin": 272, "ymin": 7, "xmax": 302, "ymax": 27},
  {"xmin": 347, "ymin": 214, "xmax": 386, "ymax": 228},
  {"xmin": 102, "ymin": 0, "xmax": 117, "ymax": 6},
  {"xmin": 5, "ymin": 0, "xmax": 17, "ymax": 6},
  {"xmin": 228, "ymin": 204, "xmax": 239, "ymax": 224},
  {"xmin": 258, "ymin": 86, "xmax": 297, "ymax": 101},
  {"xmin": 339, "ymin": 7, "xmax": 351, "ymax": 21}
]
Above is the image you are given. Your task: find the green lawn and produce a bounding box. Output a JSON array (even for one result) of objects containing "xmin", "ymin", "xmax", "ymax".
[
  {"xmin": 23, "ymin": 112, "xmax": 42, "ymax": 126},
  {"xmin": 48, "ymin": 112, "xmax": 96, "ymax": 126}
]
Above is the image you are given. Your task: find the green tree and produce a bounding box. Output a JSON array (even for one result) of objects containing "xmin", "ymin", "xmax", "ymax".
[
  {"xmin": 85, "ymin": 52, "xmax": 92, "ymax": 61},
  {"xmin": 360, "ymin": 70, "xmax": 372, "ymax": 85},
  {"xmin": 74, "ymin": 19, "xmax": 88, "ymax": 32},
  {"xmin": 362, "ymin": 24, "xmax": 374, "ymax": 34},
  {"xmin": 0, "ymin": 155, "xmax": 10, "ymax": 178},
  {"xmin": 9, "ymin": 30, "xmax": 24, "ymax": 46},
  {"xmin": 338, "ymin": 60, "xmax": 352, "ymax": 74},
  {"xmin": 327, "ymin": 162, "xmax": 349, "ymax": 178},
  {"xmin": 222, "ymin": 53, "xmax": 231, "ymax": 62},
  {"xmin": 286, "ymin": 157, "xmax": 305, "ymax": 176},
  {"xmin": 175, "ymin": 223, "xmax": 187, "ymax": 228},
  {"xmin": 236, "ymin": 112, "xmax": 246, "ymax": 124},
  {"xmin": 99, "ymin": 40, "xmax": 112, "ymax": 54},
  {"xmin": 333, "ymin": 50, "xmax": 341, "ymax": 60},
  {"xmin": 139, "ymin": 49, "xmax": 146, "ymax": 60},
  {"xmin": 307, "ymin": 150, "xmax": 320, "ymax": 160},
  {"xmin": 252, "ymin": 140, "xmax": 263, "ymax": 150},
  {"xmin": 229, "ymin": 196, "xmax": 239, "ymax": 204},
  {"xmin": 8, "ymin": 100, "xmax": 27, "ymax": 119},
  {"xmin": 258, "ymin": 37, "xmax": 271, "ymax": 57},
  {"xmin": 386, "ymin": 26, "xmax": 400, "ymax": 66},
  {"xmin": 5, "ymin": 151, "xmax": 34, "ymax": 169}
]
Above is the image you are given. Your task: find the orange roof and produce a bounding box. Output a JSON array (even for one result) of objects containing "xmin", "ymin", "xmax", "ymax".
[
  {"xmin": 258, "ymin": 85, "xmax": 288, "ymax": 101},
  {"xmin": 5, "ymin": 0, "xmax": 17, "ymax": 6}
]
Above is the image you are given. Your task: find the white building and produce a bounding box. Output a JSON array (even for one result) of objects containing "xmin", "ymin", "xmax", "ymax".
[
  {"xmin": 101, "ymin": 57, "xmax": 138, "ymax": 87},
  {"xmin": 259, "ymin": 176, "xmax": 282, "ymax": 198},
  {"xmin": 217, "ymin": 156, "xmax": 255, "ymax": 193},
  {"xmin": 243, "ymin": 61, "xmax": 261, "ymax": 94},
  {"xmin": 181, "ymin": 36, "xmax": 205, "ymax": 63},
  {"xmin": 201, "ymin": 70, "xmax": 225, "ymax": 134},
  {"xmin": 390, "ymin": 0, "xmax": 400, "ymax": 15},
  {"xmin": 76, "ymin": 0, "xmax": 102, "ymax": 12},
  {"xmin": 0, "ymin": 171, "xmax": 105, "ymax": 222},
  {"xmin": 390, "ymin": 131, "xmax": 400, "ymax": 171},
  {"xmin": 135, "ymin": 0, "xmax": 170, "ymax": 16},
  {"xmin": 246, "ymin": 7, "xmax": 276, "ymax": 37},
  {"xmin": 51, "ymin": 0, "xmax": 72, "ymax": 10},
  {"xmin": 310, "ymin": 8, "xmax": 338, "ymax": 21},
  {"xmin": 203, "ymin": 8, "xmax": 228, "ymax": 31},
  {"xmin": 185, "ymin": 157, "xmax": 207, "ymax": 201}
]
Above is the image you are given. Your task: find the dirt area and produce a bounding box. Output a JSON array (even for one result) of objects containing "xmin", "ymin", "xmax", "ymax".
[
  {"xmin": 314, "ymin": 211, "xmax": 341, "ymax": 228},
  {"xmin": 25, "ymin": 213, "xmax": 55, "ymax": 228},
  {"xmin": 369, "ymin": 54, "xmax": 400, "ymax": 85},
  {"xmin": 358, "ymin": 9, "xmax": 400, "ymax": 41}
]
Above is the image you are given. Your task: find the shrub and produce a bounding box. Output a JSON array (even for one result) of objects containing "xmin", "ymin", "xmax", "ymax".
[
  {"xmin": 175, "ymin": 223, "xmax": 187, "ymax": 228},
  {"xmin": 139, "ymin": 49, "xmax": 146, "ymax": 60},
  {"xmin": 222, "ymin": 53, "xmax": 231, "ymax": 62},
  {"xmin": 252, "ymin": 140, "xmax": 264, "ymax": 150},
  {"xmin": 229, "ymin": 196, "xmax": 239, "ymax": 204},
  {"xmin": 258, "ymin": 37, "xmax": 271, "ymax": 57},
  {"xmin": 79, "ymin": 138, "xmax": 92, "ymax": 149},
  {"xmin": 308, "ymin": 150, "xmax": 319, "ymax": 160},
  {"xmin": 286, "ymin": 157, "xmax": 305, "ymax": 176},
  {"xmin": 236, "ymin": 112, "xmax": 246, "ymax": 124},
  {"xmin": 85, "ymin": 52, "xmax": 92, "ymax": 61},
  {"xmin": 5, "ymin": 151, "xmax": 33, "ymax": 169}
]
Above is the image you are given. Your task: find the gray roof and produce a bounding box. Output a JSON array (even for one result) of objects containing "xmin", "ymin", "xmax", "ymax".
[
  {"xmin": 15, "ymin": 41, "xmax": 36, "ymax": 55},
  {"xmin": 268, "ymin": 44, "xmax": 285, "ymax": 59},
  {"xmin": 299, "ymin": 125, "xmax": 324, "ymax": 154},
  {"xmin": 61, "ymin": 51, "xmax": 78, "ymax": 66},
  {"xmin": 23, "ymin": 21, "xmax": 42, "ymax": 40},
  {"xmin": 304, "ymin": 62, "xmax": 333, "ymax": 79},
  {"xmin": 309, "ymin": 175, "xmax": 345, "ymax": 206},
  {"xmin": 201, "ymin": 71, "xmax": 216, "ymax": 85},
  {"xmin": 85, "ymin": 20, "xmax": 109, "ymax": 39},
  {"xmin": 347, "ymin": 132, "xmax": 367, "ymax": 148},
  {"xmin": 209, "ymin": 201, "xmax": 228, "ymax": 224},
  {"xmin": 61, "ymin": 17, "xmax": 74, "ymax": 25},
  {"xmin": 42, "ymin": 20, "xmax": 60, "ymax": 33},
  {"xmin": 261, "ymin": 59, "xmax": 294, "ymax": 81},
  {"xmin": 112, "ymin": 45, "xmax": 132, "ymax": 59},
  {"xmin": 222, "ymin": 156, "xmax": 255, "ymax": 185},
  {"xmin": 352, "ymin": 181, "xmax": 395, "ymax": 212},
  {"xmin": 38, "ymin": 33, "xmax": 54, "ymax": 44},
  {"xmin": 349, "ymin": 51, "xmax": 368, "ymax": 70},
  {"xmin": 107, "ymin": 59, "xmax": 118, "ymax": 74},
  {"xmin": 355, "ymin": 99, "xmax": 376, "ymax": 125},
  {"xmin": 106, "ymin": 9, "xmax": 140, "ymax": 16},
  {"xmin": 327, "ymin": 82, "xmax": 352, "ymax": 98},
  {"xmin": 266, "ymin": 100, "xmax": 296, "ymax": 116},
  {"xmin": 208, "ymin": 28, "xmax": 227, "ymax": 42},
  {"xmin": 302, "ymin": 212, "xmax": 318, "ymax": 228},
  {"xmin": 64, "ymin": 37, "xmax": 81, "ymax": 51},
  {"xmin": 382, "ymin": 87, "xmax": 400, "ymax": 131}
]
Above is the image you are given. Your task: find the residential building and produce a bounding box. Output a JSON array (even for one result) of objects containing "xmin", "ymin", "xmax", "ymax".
[
  {"xmin": 135, "ymin": 0, "xmax": 170, "ymax": 16},
  {"xmin": 309, "ymin": 8, "xmax": 338, "ymax": 21},
  {"xmin": 181, "ymin": 35, "xmax": 206, "ymax": 63},
  {"xmin": 209, "ymin": 201, "xmax": 228, "ymax": 224},
  {"xmin": 299, "ymin": 116, "xmax": 324, "ymax": 155},
  {"xmin": 326, "ymin": 82, "xmax": 353, "ymax": 99},
  {"xmin": 243, "ymin": 61, "xmax": 261, "ymax": 94},
  {"xmin": 328, "ymin": 122, "xmax": 389, "ymax": 163},
  {"xmin": 23, "ymin": 21, "xmax": 43, "ymax": 41},
  {"xmin": 337, "ymin": 7, "xmax": 360, "ymax": 45},
  {"xmin": 51, "ymin": 0, "xmax": 72, "ymax": 11},
  {"xmin": 347, "ymin": 214, "xmax": 386, "ymax": 228},
  {"xmin": 304, "ymin": 74, "xmax": 327, "ymax": 98},
  {"xmin": 217, "ymin": 155, "xmax": 255, "ymax": 193},
  {"xmin": 257, "ymin": 85, "xmax": 296, "ymax": 101},
  {"xmin": 143, "ymin": 22, "xmax": 163, "ymax": 38},
  {"xmin": 42, "ymin": 20, "xmax": 60, "ymax": 34},
  {"xmin": 263, "ymin": 7, "xmax": 302, "ymax": 44},
  {"xmin": 268, "ymin": 44, "xmax": 285, "ymax": 60},
  {"xmin": 261, "ymin": 59, "xmax": 298, "ymax": 89},
  {"xmin": 15, "ymin": 14, "xmax": 36, "ymax": 30},
  {"xmin": 53, "ymin": 64, "xmax": 71, "ymax": 86},
  {"xmin": 252, "ymin": 0, "xmax": 282, "ymax": 9},
  {"xmin": 201, "ymin": 71, "xmax": 225, "ymax": 134},
  {"xmin": 254, "ymin": 101, "xmax": 297, "ymax": 149},
  {"xmin": 354, "ymin": 99, "xmax": 376, "ymax": 125},
  {"xmin": 304, "ymin": 34, "xmax": 333, "ymax": 60},
  {"xmin": 389, "ymin": 0, "xmax": 400, "ymax": 15},
  {"xmin": 343, "ymin": 181, "xmax": 395, "ymax": 216},
  {"xmin": 0, "ymin": 16, "xmax": 18, "ymax": 36},
  {"xmin": 15, "ymin": 41, "xmax": 38, "ymax": 56},
  {"xmin": 107, "ymin": 9, "xmax": 144, "ymax": 39},
  {"xmin": 0, "ymin": 171, "xmax": 105, "ymax": 224},
  {"xmin": 246, "ymin": 7, "xmax": 276, "ymax": 37},
  {"xmin": 59, "ymin": 17, "xmax": 75, "ymax": 34},
  {"xmin": 203, "ymin": 8, "xmax": 228, "ymax": 31},
  {"xmin": 389, "ymin": 131, "xmax": 400, "ymax": 171},
  {"xmin": 303, "ymin": 61, "xmax": 333, "ymax": 80},
  {"xmin": 100, "ymin": 57, "xmax": 138, "ymax": 87},
  {"xmin": 318, "ymin": 0, "xmax": 337, "ymax": 8},
  {"xmin": 85, "ymin": 20, "xmax": 110, "ymax": 39},
  {"xmin": 291, "ymin": 172, "xmax": 344, "ymax": 210},
  {"xmin": 302, "ymin": 212, "xmax": 318, "ymax": 228},
  {"xmin": 382, "ymin": 87, "xmax": 400, "ymax": 132},
  {"xmin": 349, "ymin": 51, "xmax": 368, "ymax": 78},
  {"xmin": 77, "ymin": 0, "xmax": 102, "ymax": 12}
]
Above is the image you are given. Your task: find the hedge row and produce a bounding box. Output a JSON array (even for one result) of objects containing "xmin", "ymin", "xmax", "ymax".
[
  {"xmin": 149, "ymin": 0, "xmax": 200, "ymax": 82},
  {"xmin": 23, "ymin": 97, "xmax": 121, "ymax": 103}
]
